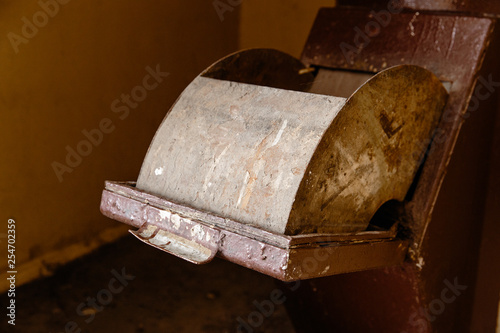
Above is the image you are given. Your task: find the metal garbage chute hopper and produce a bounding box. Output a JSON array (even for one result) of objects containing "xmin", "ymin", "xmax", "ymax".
[{"xmin": 100, "ymin": 48, "xmax": 447, "ymax": 281}]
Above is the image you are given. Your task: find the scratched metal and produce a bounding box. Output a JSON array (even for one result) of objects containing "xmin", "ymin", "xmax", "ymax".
[
  {"xmin": 337, "ymin": 0, "xmax": 500, "ymax": 15},
  {"xmin": 301, "ymin": 8, "xmax": 494, "ymax": 245},
  {"xmin": 130, "ymin": 223, "xmax": 217, "ymax": 264},
  {"xmin": 281, "ymin": 8, "xmax": 498, "ymax": 333},
  {"xmin": 136, "ymin": 76, "xmax": 346, "ymax": 234}
]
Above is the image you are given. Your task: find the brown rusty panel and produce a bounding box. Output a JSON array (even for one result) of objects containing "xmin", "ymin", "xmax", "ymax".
[
  {"xmin": 288, "ymin": 225, "xmax": 397, "ymax": 247},
  {"xmin": 134, "ymin": 46, "xmax": 448, "ymax": 236},
  {"xmin": 222, "ymin": 238, "xmax": 408, "ymax": 281},
  {"xmin": 130, "ymin": 222, "xmax": 219, "ymax": 265},
  {"xmin": 102, "ymin": 181, "xmax": 398, "ymax": 246},
  {"xmin": 287, "ymin": 8, "xmax": 499, "ymax": 331},
  {"xmin": 100, "ymin": 182, "xmax": 408, "ymax": 280},
  {"xmin": 337, "ymin": 0, "xmax": 500, "ymax": 15},
  {"xmin": 281, "ymin": 263, "xmax": 427, "ymax": 333},
  {"xmin": 220, "ymin": 237, "xmax": 407, "ymax": 281},
  {"xmin": 285, "ymin": 240, "xmax": 408, "ymax": 280},
  {"xmin": 308, "ymin": 68, "xmax": 374, "ymax": 98},
  {"xmin": 287, "ymin": 65, "xmax": 447, "ymax": 234},
  {"xmin": 301, "ymin": 7, "xmax": 495, "ymax": 249},
  {"xmin": 301, "ymin": 8, "xmax": 492, "ymax": 80}
]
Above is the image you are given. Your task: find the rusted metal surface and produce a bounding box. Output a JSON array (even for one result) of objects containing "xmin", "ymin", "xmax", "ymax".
[
  {"xmin": 102, "ymin": 48, "xmax": 445, "ymax": 285},
  {"xmin": 308, "ymin": 69, "xmax": 373, "ymax": 98},
  {"xmin": 287, "ymin": 65, "xmax": 447, "ymax": 234},
  {"xmin": 102, "ymin": 180, "xmax": 398, "ymax": 246},
  {"xmin": 100, "ymin": 181, "xmax": 408, "ymax": 280},
  {"xmin": 301, "ymin": 5, "xmax": 495, "ymax": 253},
  {"xmin": 137, "ymin": 52, "xmax": 446, "ymax": 235}
]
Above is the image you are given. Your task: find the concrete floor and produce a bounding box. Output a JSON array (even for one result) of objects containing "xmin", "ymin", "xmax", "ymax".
[{"xmin": 1, "ymin": 236, "xmax": 295, "ymax": 333}]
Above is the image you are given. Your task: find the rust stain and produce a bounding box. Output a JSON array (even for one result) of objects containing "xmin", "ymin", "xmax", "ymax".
[{"xmin": 379, "ymin": 110, "xmax": 405, "ymax": 139}]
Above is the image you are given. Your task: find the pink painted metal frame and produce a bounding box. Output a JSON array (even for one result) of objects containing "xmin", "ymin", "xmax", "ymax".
[{"xmin": 100, "ymin": 181, "xmax": 408, "ymax": 281}]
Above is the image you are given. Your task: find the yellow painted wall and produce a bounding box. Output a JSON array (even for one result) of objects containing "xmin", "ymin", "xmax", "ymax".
[
  {"xmin": 0, "ymin": 0, "xmax": 238, "ymax": 289},
  {"xmin": 240, "ymin": 0, "xmax": 335, "ymax": 58},
  {"xmin": 1, "ymin": 0, "xmax": 335, "ymax": 290}
]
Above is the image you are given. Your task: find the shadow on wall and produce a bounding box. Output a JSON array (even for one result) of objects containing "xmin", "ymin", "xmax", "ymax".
[{"xmin": 0, "ymin": 0, "xmax": 238, "ymax": 290}]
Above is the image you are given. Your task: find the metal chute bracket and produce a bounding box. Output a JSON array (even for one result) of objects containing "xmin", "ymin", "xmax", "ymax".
[{"xmin": 101, "ymin": 181, "xmax": 408, "ymax": 281}]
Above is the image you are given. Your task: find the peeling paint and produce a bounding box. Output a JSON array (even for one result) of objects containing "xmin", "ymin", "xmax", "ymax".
[
  {"xmin": 408, "ymin": 12, "xmax": 420, "ymax": 37},
  {"xmin": 271, "ymin": 119, "xmax": 288, "ymax": 146},
  {"xmin": 154, "ymin": 167, "xmax": 164, "ymax": 176},
  {"xmin": 138, "ymin": 224, "xmax": 157, "ymax": 238}
]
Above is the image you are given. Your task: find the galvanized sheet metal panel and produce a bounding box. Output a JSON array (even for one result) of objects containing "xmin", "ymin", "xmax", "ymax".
[{"xmin": 137, "ymin": 76, "xmax": 345, "ymax": 234}]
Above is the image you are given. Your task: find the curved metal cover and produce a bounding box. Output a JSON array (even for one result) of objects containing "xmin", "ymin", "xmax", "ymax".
[{"xmin": 136, "ymin": 50, "xmax": 447, "ymax": 235}]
